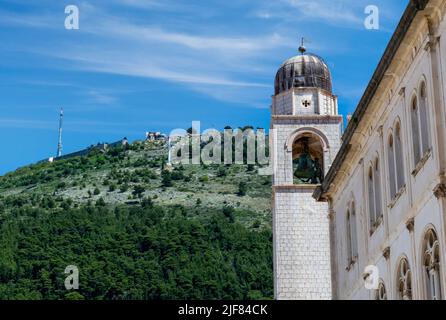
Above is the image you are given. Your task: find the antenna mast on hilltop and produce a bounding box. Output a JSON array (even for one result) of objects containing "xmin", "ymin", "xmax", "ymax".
[{"xmin": 57, "ymin": 108, "xmax": 64, "ymax": 158}]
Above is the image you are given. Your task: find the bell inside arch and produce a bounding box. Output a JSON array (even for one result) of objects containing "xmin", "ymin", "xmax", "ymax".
[{"xmin": 292, "ymin": 136, "xmax": 324, "ymax": 184}]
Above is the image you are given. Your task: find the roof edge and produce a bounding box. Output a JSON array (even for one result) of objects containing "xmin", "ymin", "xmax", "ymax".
[{"xmin": 313, "ymin": 0, "xmax": 430, "ymax": 201}]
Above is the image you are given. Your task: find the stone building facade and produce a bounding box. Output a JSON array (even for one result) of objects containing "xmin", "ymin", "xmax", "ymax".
[{"xmin": 312, "ymin": 0, "xmax": 446, "ymax": 300}]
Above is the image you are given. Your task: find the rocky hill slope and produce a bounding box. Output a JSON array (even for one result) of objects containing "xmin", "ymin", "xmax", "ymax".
[{"xmin": 0, "ymin": 140, "xmax": 273, "ymax": 300}]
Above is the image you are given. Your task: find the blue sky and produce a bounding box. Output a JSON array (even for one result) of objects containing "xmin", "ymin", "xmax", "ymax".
[{"xmin": 0, "ymin": 0, "xmax": 408, "ymax": 175}]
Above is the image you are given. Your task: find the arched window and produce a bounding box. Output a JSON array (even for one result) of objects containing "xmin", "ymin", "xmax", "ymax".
[
  {"xmin": 397, "ymin": 258, "xmax": 412, "ymax": 300},
  {"xmin": 292, "ymin": 134, "xmax": 324, "ymax": 185},
  {"xmin": 423, "ymin": 229, "xmax": 442, "ymax": 300},
  {"xmin": 388, "ymin": 135, "xmax": 397, "ymax": 199},
  {"xmin": 368, "ymin": 158, "xmax": 382, "ymax": 232},
  {"xmin": 346, "ymin": 209, "xmax": 352, "ymax": 265},
  {"xmin": 411, "ymin": 96, "xmax": 421, "ymax": 165},
  {"xmin": 394, "ymin": 123, "xmax": 405, "ymax": 190},
  {"xmin": 368, "ymin": 167, "xmax": 376, "ymax": 226},
  {"xmin": 374, "ymin": 159, "xmax": 382, "ymax": 219},
  {"xmin": 419, "ymin": 82, "xmax": 430, "ymax": 155},
  {"xmin": 388, "ymin": 125, "xmax": 405, "ymax": 201},
  {"xmin": 376, "ymin": 281, "xmax": 387, "ymax": 300},
  {"xmin": 346, "ymin": 202, "xmax": 358, "ymax": 266},
  {"xmin": 350, "ymin": 202, "xmax": 358, "ymax": 261}
]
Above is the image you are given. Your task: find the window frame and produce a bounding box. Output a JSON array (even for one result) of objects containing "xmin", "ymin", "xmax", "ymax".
[
  {"xmin": 346, "ymin": 201, "xmax": 359, "ymax": 269},
  {"xmin": 410, "ymin": 79, "xmax": 432, "ymax": 175},
  {"xmin": 396, "ymin": 257, "xmax": 413, "ymax": 300},
  {"xmin": 422, "ymin": 228, "xmax": 442, "ymax": 300},
  {"xmin": 376, "ymin": 281, "xmax": 387, "ymax": 300},
  {"xmin": 387, "ymin": 133, "xmax": 397, "ymax": 200},
  {"xmin": 368, "ymin": 157, "xmax": 383, "ymax": 235}
]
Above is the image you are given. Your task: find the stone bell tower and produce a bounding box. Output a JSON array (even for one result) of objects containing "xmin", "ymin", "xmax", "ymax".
[{"xmin": 271, "ymin": 44, "xmax": 343, "ymax": 300}]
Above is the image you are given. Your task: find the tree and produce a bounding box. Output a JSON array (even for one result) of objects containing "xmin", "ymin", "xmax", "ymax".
[
  {"xmin": 223, "ymin": 206, "xmax": 235, "ymax": 223},
  {"xmin": 237, "ymin": 182, "xmax": 247, "ymax": 196},
  {"xmin": 217, "ymin": 166, "xmax": 227, "ymax": 177},
  {"xmin": 161, "ymin": 171, "xmax": 173, "ymax": 187},
  {"xmin": 132, "ymin": 185, "xmax": 145, "ymax": 199},
  {"xmin": 56, "ymin": 182, "xmax": 67, "ymax": 189},
  {"xmin": 252, "ymin": 220, "xmax": 261, "ymax": 229},
  {"xmin": 96, "ymin": 197, "xmax": 106, "ymax": 207},
  {"xmin": 64, "ymin": 292, "xmax": 85, "ymax": 300},
  {"xmin": 141, "ymin": 197, "xmax": 153, "ymax": 208},
  {"xmin": 60, "ymin": 200, "xmax": 71, "ymax": 210}
]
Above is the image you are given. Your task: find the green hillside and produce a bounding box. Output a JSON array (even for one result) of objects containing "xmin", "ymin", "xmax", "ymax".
[{"xmin": 0, "ymin": 140, "xmax": 273, "ymax": 300}]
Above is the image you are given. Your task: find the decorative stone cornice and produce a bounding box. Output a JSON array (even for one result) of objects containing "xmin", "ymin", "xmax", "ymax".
[
  {"xmin": 406, "ymin": 218, "xmax": 415, "ymax": 232},
  {"xmin": 273, "ymin": 184, "xmax": 319, "ymax": 192},
  {"xmin": 383, "ymin": 247, "xmax": 391, "ymax": 260},
  {"xmin": 433, "ymin": 183, "xmax": 446, "ymax": 199},
  {"xmin": 271, "ymin": 115, "xmax": 343, "ymax": 122},
  {"xmin": 424, "ymin": 39, "xmax": 437, "ymax": 51},
  {"xmin": 411, "ymin": 149, "xmax": 432, "ymax": 176}
]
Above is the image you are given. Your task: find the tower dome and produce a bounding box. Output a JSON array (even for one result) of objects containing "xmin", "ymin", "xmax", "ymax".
[{"xmin": 274, "ymin": 50, "xmax": 332, "ymax": 95}]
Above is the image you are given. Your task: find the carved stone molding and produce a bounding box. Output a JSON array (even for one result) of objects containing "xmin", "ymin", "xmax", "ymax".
[
  {"xmin": 424, "ymin": 35, "xmax": 439, "ymax": 51},
  {"xmin": 433, "ymin": 183, "xmax": 446, "ymax": 199},
  {"xmin": 383, "ymin": 247, "xmax": 391, "ymax": 260},
  {"xmin": 406, "ymin": 218, "xmax": 415, "ymax": 232},
  {"xmin": 377, "ymin": 125, "xmax": 384, "ymax": 137},
  {"xmin": 398, "ymin": 87, "xmax": 406, "ymax": 96}
]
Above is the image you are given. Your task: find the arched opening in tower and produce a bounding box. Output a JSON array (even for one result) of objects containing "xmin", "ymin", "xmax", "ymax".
[{"xmin": 292, "ymin": 134, "xmax": 324, "ymax": 185}]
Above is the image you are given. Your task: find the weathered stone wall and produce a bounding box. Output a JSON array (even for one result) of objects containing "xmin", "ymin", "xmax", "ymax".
[{"xmin": 273, "ymin": 187, "xmax": 332, "ymax": 299}]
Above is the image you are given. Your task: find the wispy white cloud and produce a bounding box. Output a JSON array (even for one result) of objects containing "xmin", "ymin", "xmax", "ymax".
[
  {"xmin": 251, "ymin": 0, "xmax": 399, "ymax": 30},
  {"xmin": 0, "ymin": 0, "xmax": 399, "ymax": 109},
  {"xmin": 42, "ymin": 46, "xmax": 270, "ymax": 88},
  {"xmin": 0, "ymin": 2, "xmax": 286, "ymax": 107},
  {"xmin": 283, "ymin": 0, "xmax": 363, "ymax": 26},
  {"xmin": 95, "ymin": 21, "xmax": 286, "ymax": 53},
  {"xmin": 85, "ymin": 90, "xmax": 118, "ymax": 105},
  {"xmin": 0, "ymin": 9, "xmax": 55, "ymax": 28},
  {"xmin": 115, "ymin": 0, "xmax": 164, "ymax": 8},
  {"xmin": 110, "ymin": 0, "xmax": 191, "ymax": 11},
  {"xmin": 11, "ymin": 4, "xmax": 288, "ymax": 106}
]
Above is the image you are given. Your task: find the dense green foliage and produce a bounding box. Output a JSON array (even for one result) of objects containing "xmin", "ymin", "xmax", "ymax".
[{"xmin": 0, "ymin": 200, "xmax": 272, "ymax": 300}]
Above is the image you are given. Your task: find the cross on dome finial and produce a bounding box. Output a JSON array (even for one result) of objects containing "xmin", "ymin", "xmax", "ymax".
[{"xmin": 298, "ymin": 37, "xmax": 306, "ymax": 54}]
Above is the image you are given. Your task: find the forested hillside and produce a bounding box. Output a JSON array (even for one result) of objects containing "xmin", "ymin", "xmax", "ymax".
[{"xmin": 0, "ymin": 139, "xmax": 273, "ymax": 300}]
